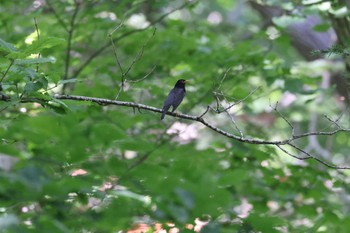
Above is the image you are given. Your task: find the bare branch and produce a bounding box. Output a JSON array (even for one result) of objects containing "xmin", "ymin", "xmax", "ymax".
[
  {"xmin": 198, "ymin": 105, "xmax": 215, "ymax": 118},
  {"xmin": 288, "ymin": 143, "xmax": 350, "ymax": 170},
  {"xmin": 108, "ymin": 22, "xmax": 125, "ymax": 99},
  {"xmin": 72, "ymin": 1, "xmax": 196, "ymax": 80},
  {"xmin": 213, "ymin": 84, "xmax": 244, "ymax": 137},
  {"xmin": 109, "ymin": 22, "xmax": 125, "ymax": 77},
  {"xmin": 276, "ymin": 144, "xmax": 311, "ymax": 160},
  {"xmin": 291, "ymin": 129, "xmax": 350, "ymax": 140},
  {"xmin": 323, "ymin": 113, "xmax": 343, "ymax": 129},
  {"xmin": 224, "ymin": 110, "xmax": 244, "ymax": 138},
  {"xmin": 123, "ymin": 27, "xmax": 157, "ymax": 78},
  {"xmin": 125, "ymin": 138, "xmax": 167, "ymax": 173},
  {"xmin": 213, "ymin": 86, "xmax": 260, "ymax": 113},
  {"xmin": 277, "ymin": 143, "xmax": 349, "ymax": 170},
  {"xmin": 53, "ymin": 94, "xmax": 350, "ymax": 141},
  {"xmin": 62, "ymin": 0, "xmax": 81, "ymax": 94},
  {"xmin": 109, "ymin": 26, "xmax": 157, "ymax": 99},
  {"xmin": 270, "ymin": 100, "xmax": 295, "ymax": 136},
  {"xmin": 46, "ymin": 0, "xmax": 68, "ymax": 31},
  {"xmin": 127, "ymin": 65, "xmax": 157, "ymax": 83},
  {"xmin": 3, "ymin": 92, "xmax": 349, "ymax": 169},
  {"xmin": 109, "ymin": 22, "xmax": 124, "ymax": 35},
  {"xmin": 216, "ymin": 68, "xmax": 231, "ymax": 91}
]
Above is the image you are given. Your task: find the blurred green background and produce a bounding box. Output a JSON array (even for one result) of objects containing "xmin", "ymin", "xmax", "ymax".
[{"xmin": 1, "ymin": 0, "xmax": 350, "ymax": 232}]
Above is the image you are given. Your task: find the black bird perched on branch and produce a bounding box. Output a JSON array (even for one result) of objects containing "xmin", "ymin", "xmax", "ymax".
[{"xmin": 161, "ymin": 79, "xmax": 187, "ymax": 120}]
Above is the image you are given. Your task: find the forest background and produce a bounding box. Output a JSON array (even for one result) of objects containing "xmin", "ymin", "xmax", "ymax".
[{"xmin": 1, "ymin": 0, "xmax": 350, "ymax": 232}]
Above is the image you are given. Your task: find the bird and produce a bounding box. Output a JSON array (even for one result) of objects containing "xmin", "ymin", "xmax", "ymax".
[{"xmin": 161, "ymin": 79, "xmax": 187, "ymax": 120}]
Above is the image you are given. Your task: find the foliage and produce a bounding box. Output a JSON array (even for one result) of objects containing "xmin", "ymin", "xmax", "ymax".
[{"xmin": 1, "ymin": 0, "xmax": 350, "ymax": 232}]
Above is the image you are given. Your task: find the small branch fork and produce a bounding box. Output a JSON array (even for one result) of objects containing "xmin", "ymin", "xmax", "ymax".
[
  {"xmin": 52, "ymin": 94, "xmax": 350, "ymax": 170},
  {"xmin": 70, "ymin": 0, "xmax": 196, "ymax": 80},
  {"xmin": 109, "ymin": 24, "xmax": 157, "ymax": 99}
]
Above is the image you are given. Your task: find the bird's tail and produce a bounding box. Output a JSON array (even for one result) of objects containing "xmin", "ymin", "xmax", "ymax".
[{"xmin": 160, "ymin": 110, "xmax": 166, "ymax": 120}]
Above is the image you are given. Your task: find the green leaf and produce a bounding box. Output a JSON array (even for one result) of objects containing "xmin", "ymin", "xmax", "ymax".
[
  {"xmin": 23, "ymin": 81, "xmax": 43, "ymax": 93},
  {"xmin": 14, "ymin": 57, "xmax": 56, "ymax": 65},
  {"xmin": 27, "ymin": 91, "xmax": 53, "ymax": 101},
  {"xmin": 248, "ymin": 214, "xmax": 285, "ymax": 233},
  {"xmin": 50, "ymin": 98, "xmax": 70, "ymax": 110},
  {"xmin": 4, "ymin": 51, "xmax": 27, "ymax": 59},
  {"xmin": 18, "ymin": 164, "xmax": 50, "ymax": 191},
  {"xmin": 23, "ymin": 37, "xmax": 65, "ymax": 54},
  {"xmin": 0, "ymin": 99, "xmax": 20, "ymax": 109},
  {"xmin": 38, "ymin": 75, "xmax": 49, "ymax": 90},
  {"xmin": 44, "ymin": 103, "xmax": 67, "ymax": 114},
  {"xmin": 45, "ymin": 99, "xmax": 71, "ymax": 114},
  {"xmin": 0, "ymin": 2, "xmax": 349, "ymax": 232},
  {"xmin": 167, "ymin": 203, "xmax": 189, "ymax": 223},
  {"xmin": 175, "ymin": 188, "xmax": 195, "ymax": 210},
  {"xmin": 218, "ymin": 169, "xmax": 248, "ymax": 187},
  {"xmin": 0, "ymin": 38, "xmax": 17, "ymax": 52}
]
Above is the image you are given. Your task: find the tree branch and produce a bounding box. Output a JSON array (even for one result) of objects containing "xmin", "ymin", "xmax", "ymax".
[
  {"xmin": 46, "ymin": 0, "xmax": 68, "ymax": 32},
  {"xmin": 62, "ymin": 0, "xmax": 81, "ymax": 94},
  {"xmin": 53, "ymin": 94, "xmax": 350, "ymax": 169},
  {"xmin": 109, "ymin": 25, "xmax": 156, "ymax": 99},
  {"xmin": 71, "ymin": 1, "xmax": 196, "ymax": 80}
]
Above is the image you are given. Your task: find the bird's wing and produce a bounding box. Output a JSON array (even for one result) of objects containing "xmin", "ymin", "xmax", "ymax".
[
  {"xmin": 162, "ymin": 88, "xmax": 176, "ymax": 110},
  {"xmin": 161, "ymin": 89, "xmax": 176, "ymax": 119},
  {"xmin": 171, "ymin": 88, "xmax": 186, "ymax": 111}
]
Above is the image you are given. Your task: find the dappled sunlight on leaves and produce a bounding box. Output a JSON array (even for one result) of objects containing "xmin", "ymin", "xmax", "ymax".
[{"xmin": 1, "ymin": 0, "xmax": 350, "ymax": 232}]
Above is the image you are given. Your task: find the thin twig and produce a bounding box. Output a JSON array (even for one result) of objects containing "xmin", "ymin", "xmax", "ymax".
[
  {"xmin": 127, "ymin": 65, "xmax": 157, "ymax": 83},
  {"xmin": 123, "ymin": 27, "xmax": 157, "ymax": 78},
  {"xmin": 121, "ymin": 127, "xmax": 170, "ymax": 176},
  {"xmin": 71, "ymin": 1, "xmax": 196, "ymax": 79},
  {"xmin": 270, "ymin": 100, "xmax": 295, "ymax": 136},
  {"xmin": 198, "ymin": 106, "xmax": 210, "ymax": 118},
  {"xmin": 0, "ymin": 60, "xmax": 14, "ymax": 83},
  {"xmin": 214, "ymin": 94, "xmax": 220, "ymax": 112},
  {"xmin": 216, "ymin": 68, "xmax": 231, "ymax": 91},
  {"xmin": 126, "ymin": 142, "xmax": 166, "ymax": 172},
  {"xmin": 62, "ymin": 0, "xmax": 80, "ymax": 94},
  {"xmin": 277, "ymin": 143, "xmax": 350, "ymax": 170},
  {"xmin": 288, "ymin": 143, "xmax": 350, "ymax": 169},
  {"xmin": 110, "ymin": 27, "xmax": 157, "ymax": 99},
  {"xmin": 213, "ymin": 88, "xmax": 244, "ymax": 137},
  {"xmin": 34, "ymin": 17, "xmax": 40, "ymax": 72},
  {"xmin": 213, "ymin": 86, "xmax": 260, "ymax": 113},
  {"xmin": 291, "ymin": 129, "xmax": 350, "ymax": 140},
  {"xmin": 46, "ymin": 0, "xmax": 68, "ymax": 31},
  {"xmin": 323, "ymin": 114, "xmax": 342, "ymax": 129},
  {"xmin": 276, "ymin": 144, "xmax": 311, "ymax": 160},
  {"xmin": 224, "ymin": 110, "xmax": 244, "ymax": 138},
  {"xmin": 109, "ymin": 22, "xmax": 125, "ymax": 76}
]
